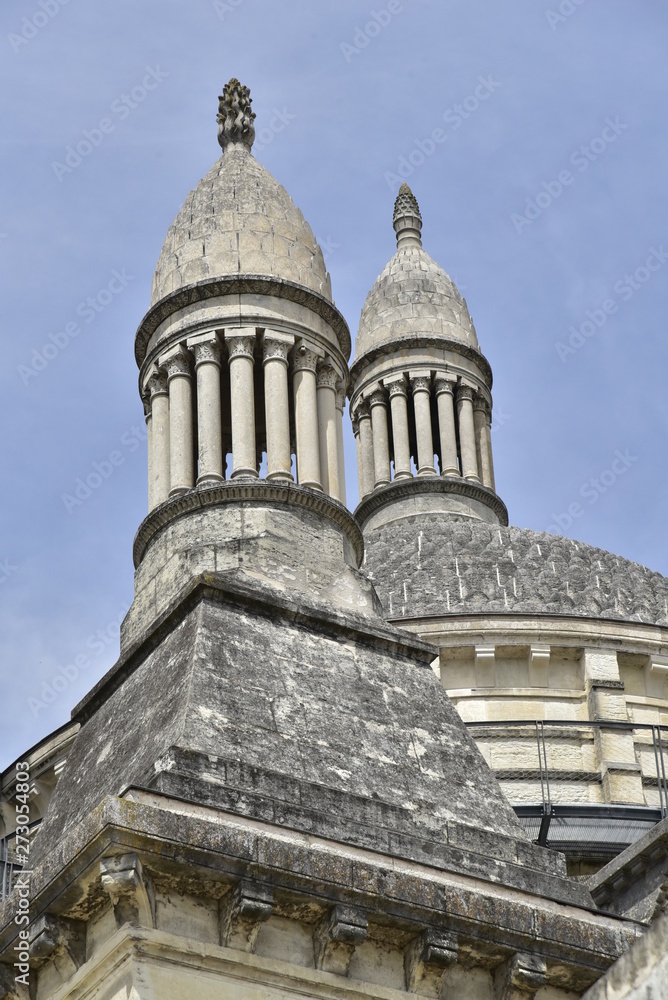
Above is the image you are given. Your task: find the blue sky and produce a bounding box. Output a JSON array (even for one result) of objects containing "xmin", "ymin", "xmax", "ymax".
[{"xmin": 1, "ymin": 0, "xmax": 667, "ymax": 767}]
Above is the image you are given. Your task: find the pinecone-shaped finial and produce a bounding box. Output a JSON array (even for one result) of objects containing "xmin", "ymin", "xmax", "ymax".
[
  {"xmin": 217, "ymin": 78, "xmax": 256, "ymax": 152},
  {"xmin": 392, "ymin": 183, "xmax": 422, "ymax": 248}
]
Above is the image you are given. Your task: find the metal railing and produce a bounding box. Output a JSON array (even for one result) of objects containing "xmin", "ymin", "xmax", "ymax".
[{"xmin": 465, "ymin": 719, "xmax": 668, "ymax": 858}]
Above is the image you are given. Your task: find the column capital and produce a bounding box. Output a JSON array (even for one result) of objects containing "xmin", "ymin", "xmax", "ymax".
[
  {"xmin": 225, "ymin": 332, "xmax": 256, "ymax": 360},
  {"xmin": 384, "ymin": 376, "xmax": 408, "ymax": 399},
  {"xmin": 191, "ymin": 338, "xmax": 221, "ymax": 367},
  {"xmin": 367, "ymin": 385, "xmax": 387, "ymax": 407},
  {"xmin": 262, "ymin": 329, "xmax": 294, "ymax": 365},
  {"xmin": 457, "ymin": 383, "xmax": 475, "ymax": 402},
  {"xmin": 292, "ymin": 341, "xmax": 321, "ymax": 373},
  {"xmin": 353, "ymin": 397, "xmax": 371, "ymax": 420},
  {"xmin": 409, "ymin": 371, "xmax": 432, "ymax": 394},
  {"xmin": 335, "ymin": 382, "xmax": 347, "ymax": 412},
  {"xmin": 351, "ymin": 413, "xmax": 360, "ymax": 435},
  {"xmin": 162, "ymin": 346, "xmax": 191, "ymax": 380},
  {"xmin": 316, "ymin": 362, "xmax": 339, "ymax": 391},
  {"xmin": 146, "ymin": 370, "xmax": 168, "ymax": 399},
  {"xmin": 434, "ymin": 374, "xmax": 457, "ymax": 396},
  {"xmin": 473, "ymin": 391, "xmax": 490, "ymax": 413}
]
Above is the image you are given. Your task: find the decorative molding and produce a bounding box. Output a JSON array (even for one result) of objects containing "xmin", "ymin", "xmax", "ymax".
[
  {"xmin": 433, "ymin": 375, "xmax": 457, "ymax": 397},
  {"xmin": 410, "ymin": 374, "xmax": 432, "ymax": 394},
  {"xmin": 134, "ymin": 275, "xmax": 351, "ymax": 368},
  {"xmin": 385, "ymin": 377, "xmax": 408, "ymax": 399},
  {"xmin": 191, "ymin": 338, "xmax": 221, "ymax": 367},
  {"xmin": 219, "ymin": 880, "xmax": 273, "ymax": 953},
  {"xmin": 133, "ymin": 480, "xmax": 365, "ymax": 569},
  {"xmin": 494, "ymin": 952, "xmax": 547, "ymax": 1000},
  {"xmin": 354, "ymin": 475, "xmax": 508, "ymax": 529},
  {"xmin": 146, "ymin": 371, "xmax": 168, "ymax": 399},
  {"xmin": 457, "ymin": 384, "xmax": 475, "ymax": 403},
  {"xmin": 313, "ymin": 904, "xmax": 367, "ymax": 975},
  {"xmin": 335, "ymin": 382, "xmax": 347, "ymax": 411},
  {"xmin": 262, "ymin": 338, "xmax": 291, "ymax": 364},
  {"xmin": 100, "ymin": 853, "xmax": 155, "ymax": 929},
  {"xmin": 368, "ymin": 385, "xmax": 388, "ymax": 407},
  {"xmin": 473, "ymin": 392, "xmax": 491, "ymax": 414},
  {"xmin": 404, "ymin": 928, "xmax": 457, "ymax": 993},
  {"xmin": 217, "ymin": 77, "xmax": 256, "ymax": 152},
  {"xmin": 349, "ymin": 333, "xmax": 492, "ymax": 388},
  {"xmin": 162, "ymin": 347, "xmax": 191, "ymax": 380}
]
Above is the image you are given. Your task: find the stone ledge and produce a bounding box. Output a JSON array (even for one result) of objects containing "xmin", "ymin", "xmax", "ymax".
[
  {"xmin": 349, "ymin": 334, "xmax": 493, "ymax": 388},
  {"xmin": 133, "ymin": 480, "xmax": 365, "ymax": 568},
  {"xmin": 354, "ymin": 477, "xmax": 508, "ymax": 529},
  {"xmin": 135, "ymin": 274, "xmax": 351, "ymax": 366}
]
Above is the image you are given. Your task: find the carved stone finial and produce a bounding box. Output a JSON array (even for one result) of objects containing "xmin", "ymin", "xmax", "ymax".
[
  {"xmin": 217, "ymin": 78, "xmax": 256, "ymax": 152},
  {"xmin": 393, "ymin": 182, "xmax": 422, "ymax": 249}
]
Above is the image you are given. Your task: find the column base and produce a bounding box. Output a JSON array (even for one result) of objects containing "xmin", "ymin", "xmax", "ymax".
[
  {"xmin": 169, "ymin": 485, "xmax": 192, "ymax": 498},
  {"xmin": 373, "ymin": 479, "xmax": 391, "ymax": 490},
  {"xmin": 266, "ymin": 470, "xmax": 294, "ymax": 482},
  {"xmin": 298, "ymin": 480, "xmax": 322, "ymax": 491},
  {"xmin": 417, "ymin": 467, "xmax": 437, "ymax": 477},
  {"xmin": 394, "ymin": 471, "xmax": 413, "ymax": 481},
  {"xmin": 464, "ymin": 474, "xmax": 481, "ymax": 484},
  {"xmin": 196, "ymin": 473, "xmax": 225, "ymax": 487},
  {"xmin": 230, "ymin": 467, "xmax": 259, "ymax": 480},
  {"xmin": 441, "ymin": 468, "xmax": 460, "ymax": 478}
]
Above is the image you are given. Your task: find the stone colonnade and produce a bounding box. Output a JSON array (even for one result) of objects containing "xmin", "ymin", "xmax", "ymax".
[
  {"xmin": 352, "ymin": 372, "xmax": 494, "ymax": 499},
  {"xmin": 143, "ymin": 328, "xmax": 347, "ymax": 511}
]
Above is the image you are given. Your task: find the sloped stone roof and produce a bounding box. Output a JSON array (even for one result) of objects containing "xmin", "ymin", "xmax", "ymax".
[
  {"xmin": 363, "ymin": 518, "xmax": 668, "ymax": 626},
  {"xmin": 354, "ymin": 245, "xmax": 479, "ymax": 363},
  {"xmin": 152, "ymin": 144, "xmax": 331, "ymax": 305}
]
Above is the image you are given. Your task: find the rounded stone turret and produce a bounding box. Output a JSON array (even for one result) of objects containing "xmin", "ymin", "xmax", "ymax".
[
  {"xmin": 124, "ymin": 81, "xmax": 362, "ymax": 652},
  {"xmin": 349, "ymin": 184, "xmax": 505, "ymax": 531}
]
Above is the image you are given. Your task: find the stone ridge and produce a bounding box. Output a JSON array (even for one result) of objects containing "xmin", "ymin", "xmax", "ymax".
[
  {"xmin": 151, "ymin": 144, "xmax": 331, "ymax": 305},
  {"xmin": 363, "ymin": 517, "xmax": 668, "ymax": 626},
  {"xmin": 354, "ymin": 245, "xmax": 479, "ymax": 362}
]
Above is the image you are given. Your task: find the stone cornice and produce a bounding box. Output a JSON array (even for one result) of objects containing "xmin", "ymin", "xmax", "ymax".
[
  {"xmin": 349, "ymin": 335, "xmax": 493, "ymax": 390},
  {"xmin": 135, "ymin": 275, "xmax": 351, "ymax": 368},
  {"xmin": 354, "ymin": 476, "xmax": 508, "ymax": 528},
  {"xmin": 133, "ymin": 481, "xmax": 365, "ymax": 568}
]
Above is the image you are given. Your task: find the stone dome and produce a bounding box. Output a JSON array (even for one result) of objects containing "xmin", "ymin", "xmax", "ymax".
[
  {"xmin": 354, "ymin": 184, "xmax": 479, "ymax": 362},
  {"xmin": 363, "ymin": 517, "xmax": 668, "ymax": 627},
  {"xmin": 151, "ymin": 144, "xmax": 332, "ymax": 306}
]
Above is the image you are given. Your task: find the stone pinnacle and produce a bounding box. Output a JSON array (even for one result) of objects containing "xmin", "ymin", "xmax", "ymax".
[
  {"xmin": 392, "ymin": 182, "xmax": 423, "ymax": 249},
  {"xmin": 216, "ymin": 77, "xmax": 256, "ymax": 152}
]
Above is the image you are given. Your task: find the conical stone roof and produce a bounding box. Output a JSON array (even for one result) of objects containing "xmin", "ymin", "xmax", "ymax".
[{"xmin": 354, "ymin": 184, "xmax": 478, "ymax": 363}]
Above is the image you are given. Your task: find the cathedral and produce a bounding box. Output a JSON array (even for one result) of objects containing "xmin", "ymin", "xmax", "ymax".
[{"xmin": 1, "ymin": 79, "xmax": 667, "ymax": 1000}]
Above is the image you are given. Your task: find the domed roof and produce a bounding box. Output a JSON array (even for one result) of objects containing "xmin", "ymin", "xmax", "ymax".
[
  {"xmin": 364, "ymin": 517, "xmax": 668, "ymax": 627},
  {"xmin": 354, "ymin": 184, "xmax": 479, "ymax": 363},
  {"xmin": 151, "ymin": 79, "xmax": 331, "ymax": 306}
]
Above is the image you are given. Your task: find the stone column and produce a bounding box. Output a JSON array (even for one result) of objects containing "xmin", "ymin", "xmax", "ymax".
[
  {"xmin": 434, "ymin": 375, "xmax": 459, "ymax": 477},
  {"xmin": 189, "ymin": 334, "xmax": 224, "ymax": 486},
  {"xmin": 386, "ymin": 378, "xmax": 411, "ymax": 480},
  {"xmin": 457, "ymin": 384, "xmax": 480, "ymax": 483},
  {"xmin": 410, "ymin": 373, "xmax": 436, "ymax": 476},
  {"xmin": 352, "ymin": 413, "xmax": 363, "ymax": 501},
  {"xmin": 262, "ymin": 331, "xmax": 294, "ymax": 481},
  {"xmin": 292, "ymin": 342, "xmax": 322, "ymax": 490},
  {"xmin": 335, "ymin": 384, "xmax": 347, "ymax": 506},
  {"xmin": 225, "ymin": 331, "xmax": 258, "ymax": 479},
  {"xmin": 356, "ymin": 399, "xmax": 375, "ymax": 498},
  {"xmin": 316, "ymin": 363, "xmax": 339, "ymax": 498},
  {"xmin": 147, "ymin": 371, "xmax": 170, "ymax": 509},
  {"xmin": 483, "ymin": 403, "xmax": 496, "ymax": 492},
  {"xmin": 473, "ymin": 394, "xmax": 494, "ymax": 490},
  {"xmin": 142, "ymin": 392, "xmax": 152, "ymax": 510},
  {"xmin": 164, "ymin": 346, "xmax": 195, "ymax": 497},
  {"xmin": 369, "ymin": 386, "xmax": 391, "ymax": 488}
]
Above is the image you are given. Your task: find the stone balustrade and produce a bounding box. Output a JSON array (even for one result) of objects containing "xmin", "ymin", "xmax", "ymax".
[
  {"xmin": 142, "ymin": 329, "xmax": 347, "ymax": 511},
  {"xmin": 351, "ymin": 371, "xmax": 495, "ymax": 498}
]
